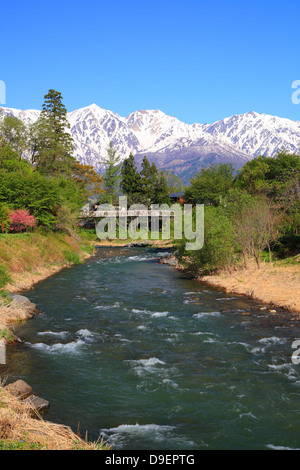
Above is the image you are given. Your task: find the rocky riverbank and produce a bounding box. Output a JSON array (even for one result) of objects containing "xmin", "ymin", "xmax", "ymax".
[
  {"xmin": 160, "ymin": 254, "xmax": 300, "ymax": 315},
  {"xmin": 0, "ymin": 382, "xmax": 107, "ymax": 450}
]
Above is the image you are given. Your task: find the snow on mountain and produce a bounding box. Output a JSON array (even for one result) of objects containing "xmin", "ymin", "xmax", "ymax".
[
  {"xmin": 203, "ymin": 111, "xmax": 300, "ymax": 158},
  {"xmin": 68, "ymin": 104, "xmax": 140, "ymax": 168},
  {"xmin": 0, "ymin": 107, "xmax": 41, "ymax": 124},
  {"xmin": 1, "ymin": 104, "xmax": 300, "ymax": 179}
]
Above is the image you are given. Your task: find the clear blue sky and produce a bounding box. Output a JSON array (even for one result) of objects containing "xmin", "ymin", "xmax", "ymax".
[{"xmin": 1, "ymin": 0, "xmax": 300, "ymax": 124}]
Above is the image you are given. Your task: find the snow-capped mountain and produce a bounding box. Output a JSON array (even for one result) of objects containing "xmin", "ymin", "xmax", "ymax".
[
  {"xmin": 1, "ymin": 104, "xmax": 300, "ymax": 181},
  {"xmin": 203, "ymin": 111, "xmax": 300, "ymax": 158}
]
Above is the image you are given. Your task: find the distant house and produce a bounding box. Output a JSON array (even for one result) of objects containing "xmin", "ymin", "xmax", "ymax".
[{"xmin": 169, "ymin": 191, "xmax": 186, "ymax": 204}]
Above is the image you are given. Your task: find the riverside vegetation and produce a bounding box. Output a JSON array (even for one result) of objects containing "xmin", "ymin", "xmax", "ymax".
[
  {"xmin": 0, "ymin": 88, "xmax": 299, "ymax": 449},
  {"xmin": 175, "ymin": 155, "xmax": 300, "ymax": 280},
  {"xmin": 0, "ymin": 90, "xmax": 109, "ymax": 450},
  {"xmin": 0, "ymin": 89, "xmax": 104, "ymax": 345},
  {"xmin": 0, "ymin": 89, "xmax": 181, "ymax": 450}
]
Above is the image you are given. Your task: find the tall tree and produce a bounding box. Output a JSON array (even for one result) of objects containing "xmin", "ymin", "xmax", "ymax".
[
  {"xmin": 30, "ymin": 89, "xmax": 75, "ymax": 176},
  {"xmin": 154, "ymin": 171, "xmax": 170, "ymax": 205},
  {"xmin": 120, "ymin": 153, "xmax": 141, "ymax": 197},
  {"xmin": 103, "ymin": 142, "xmax": 121, "ymax": 203},
  {"xmin": 139, "ymin": 156, "xmax": 159, "ymax": 205},
  {"xmin": 0, "ymin": 115, "xmax": 28, "ymax": 160}
]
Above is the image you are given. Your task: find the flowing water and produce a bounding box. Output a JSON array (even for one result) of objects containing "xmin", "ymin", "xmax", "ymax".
[{"xmin": 2, "ymin": 247, "xmax": 300, "ymax": 450}]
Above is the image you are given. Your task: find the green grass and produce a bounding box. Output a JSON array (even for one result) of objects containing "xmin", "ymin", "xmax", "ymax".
[
  {"xmin": 77, "ymin": 228, "xmax": 98, "ymax": 242},
  {"xmin": 0, "ymin": 233, "xmax": 30, "ymax": 241},
  {"xmin": 0, "ymin": 328, "xmax": 14, "ymax": 342},
  {"xmin": 0, "ymin": 439, "xmax": 44, "ymax": 450},
  {"xmin": 275, "ymin": 254, "xmax": 300, "ymax": 266},
  {"xmin": 64, "ymin": 251, "xmax": 82, "ymax": 265},
  {"xmin": 0, "ymin": 290, "xmax": 13, "ymax": 305},
  {"xmin": 0, "ymin": 265, "xmax": 11, "ymax": 288}
]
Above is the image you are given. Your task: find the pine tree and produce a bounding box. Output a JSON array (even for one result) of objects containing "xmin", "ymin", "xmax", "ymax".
[
  {"xmin": 140, "ymin": 156, "xmax": 159, "ymax": 205},
  {"xmin": 120, "ymin": 153, "xmax": 141, "ymax": 196},
  {"xmin": 154, "ymin": 171, "xmax": 170, "ymax": 205},
  {"xmin": 103, "ymin": 142, "xmax": 121, "ymax": 203},
  {"xmin": 30, "ymin": 89, "xmax": 75, "ymax": 176}
]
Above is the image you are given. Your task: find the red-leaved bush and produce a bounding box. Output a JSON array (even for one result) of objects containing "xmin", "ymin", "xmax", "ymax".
[{"xmin": 9, "ymin": 209, "xmax": 36, "ymax": 233}]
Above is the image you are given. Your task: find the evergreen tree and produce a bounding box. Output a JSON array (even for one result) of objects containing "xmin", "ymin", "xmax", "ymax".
[
  {"xmin": 120, "ymin": 153, "xmax": 141, "ymax": 196},
  {"xmin": 154, "ymin": 171, "xmax": 170, "ymax": 205},
  {"xmin": 140, "ymin": 156, "xmax": 159, "ymax": 205},
  {"xmin": 103, "ymin": 142, "xmax": 121, "ymax": 203},
  {"xmin": 30, "ymin": 89, "xmax": 75, "ymax": 176}
]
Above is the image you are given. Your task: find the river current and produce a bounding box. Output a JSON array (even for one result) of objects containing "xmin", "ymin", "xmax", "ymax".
[{"xmin": 3, "ymin": 247, "xmax": 300, "ymax": 450}]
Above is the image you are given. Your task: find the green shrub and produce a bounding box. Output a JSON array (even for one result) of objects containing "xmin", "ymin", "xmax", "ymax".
[
  {"xmin": 176, "ymin": 206, "xmax": 235, "ymax": 274},
  {"xmin": 64, "ymin": 251, "xmax": 81, "ymax": 265},
  {"xmin": 0, "ymin": 265, "xmax": 11, "ymax": 288},
  {"xmin": 0, "ymin": 328, "xmax": 14, "ymax": 342}
]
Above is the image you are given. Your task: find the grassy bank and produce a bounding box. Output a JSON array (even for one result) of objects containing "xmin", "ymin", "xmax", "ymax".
[
  {"xmin": 0, "ymin": 230, "xmax": 95, "ymax": 343},
  {"xmin": 0, "ymin": 230, "xmax": 94, "ymax": 292},
  {"xmin": 95, "ymin": 238, "xmax": 174, "ymax": 248},
  {"xmin": 171, "ymin": 253, "xmax": 300, "ymax": 315},
  {"xmin": 0, "ymin": 384, "xmax": 108, "ymax": 450},
  {"xmin": 0, "ymin": 230, "xmax": 109, "ymax": 450}
]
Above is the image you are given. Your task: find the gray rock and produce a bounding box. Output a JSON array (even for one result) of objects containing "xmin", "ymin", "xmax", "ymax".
[
  {"xmin": 5, "ymin": 380, "xmax": 33, "ymax": 399},
  {"xmin": 26, "ymin": 395, "xmax": 50, "ymax": 413},
  {"xmin": 159, "ymin": 255, "xmax": 177, "ymax": 266},
  {"xmin": 11, "ymin": 295, "xmax": 38, "ymax": 314}
]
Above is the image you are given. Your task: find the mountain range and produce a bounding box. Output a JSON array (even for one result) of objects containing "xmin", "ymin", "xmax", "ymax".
[{"xmin": 2, "ymin": 104, "xmax": 300, "ymax": 182}]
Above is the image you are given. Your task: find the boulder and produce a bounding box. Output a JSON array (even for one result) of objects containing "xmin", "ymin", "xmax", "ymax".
[
  {"xmin": 26, "ymin": 395, "xmax": 50, "ymax": 413},
  {"xmin": 5, "ymin": 380, "xmax": 33, "ymax": 399},
  {"xmin": 159, "ymin": 255, "xmax": 177, "ymax": 266},
  {"xmin": 5, "ymin": 380, "xmax": 50, "ymax": 414},
  {"xmin": 11, "ymin": 295, "xmax": 38, "ymax": 314}
]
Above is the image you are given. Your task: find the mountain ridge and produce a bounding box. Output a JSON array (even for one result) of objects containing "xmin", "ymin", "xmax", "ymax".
[{"xmin": 1, "ymin": 104, "xmax": 300, "ymax": 181}]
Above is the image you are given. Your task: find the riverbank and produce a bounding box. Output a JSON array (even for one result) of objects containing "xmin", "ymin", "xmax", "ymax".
[
  {"xmin": 0, "ymin": 231, "xmax": 109, "ymax": 450},
  {"xmin": 0, "ymin": 231, "xmax": 95, "ymax": 342},
  {"xmin": 0, "ymin": 383, "xmax": 107, "ymax": 450},
  {"xmin": 7, "ymin": 244, "xmax": 300, "ymax": 450},
  {"xmin": 199, "ymin": 258, "xmax": 300, "ymax": 315},
  {"xmin": 94, "ymin": 239, "xmax": 174, "ymax": 248},
  {"xmin": 164, "ymin": 254, "xmax": 300, "ymax": 315},
  {"xmin": 1, "ymin": 231, "xmax": 93, "ymax": 293},
  {"xmin": 96, "ymin": 241, "xmax": 300, "ymax": 315}
]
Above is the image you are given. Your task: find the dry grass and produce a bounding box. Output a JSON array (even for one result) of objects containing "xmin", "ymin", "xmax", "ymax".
[
  {"xmin": 199, "ymin": 259, "xmax": 300, "ymax": 314},
  {"xmin": 0, "ymin": 299, "xmax": 33, "ymax": 343},
  {"xmin": 0, "ymin": 300, "xmax": 32, "ymax": 330},
  {"xmin": 0, "ymin": 384, "xmax": 108, "ymax": 450},
  {"xmin": 95, "ymin": 239, "xmax": 174, "ymax": 248}
]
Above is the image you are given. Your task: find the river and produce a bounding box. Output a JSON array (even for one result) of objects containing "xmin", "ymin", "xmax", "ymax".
[{"xmin": 3, "ymin": 246, "xmax": 300, "ymax": 450}]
